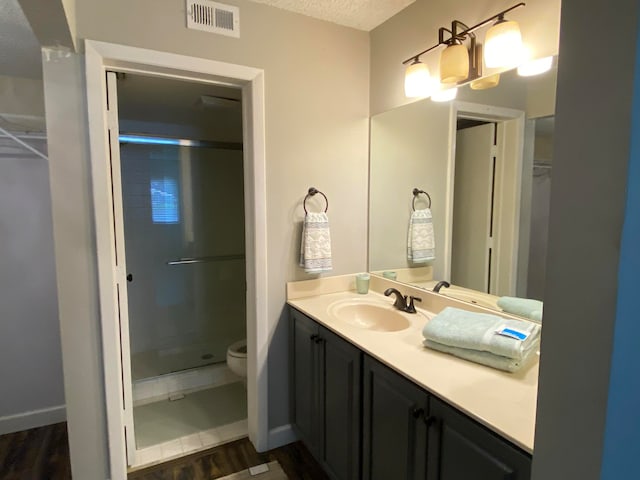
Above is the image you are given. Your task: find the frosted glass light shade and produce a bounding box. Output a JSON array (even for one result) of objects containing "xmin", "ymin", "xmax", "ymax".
[
  {"xmin": 470, "ymin": 73, "xmax": 500, "ymax": 90},
  {"xmin": 431, "ymin": 87, "xmax": 458, "ymax": 102},
  {"xmin": 518, "ymin": 56, "xmax": 553, "ymax": 76},
  {"xmin": 484, "ymin": 19, "xmax": 523, "ymax": 68},
  {"xmin": 404, "ymin": 61, "xmax": 432, "ymax": 98},
  {"xmin": 440, "ymin": 43, "xmax": 469, "ymax": 83}
]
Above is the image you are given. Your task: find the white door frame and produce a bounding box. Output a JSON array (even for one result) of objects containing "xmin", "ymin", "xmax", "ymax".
[
  {"xmin": 445, "ymin": 101, "xmax": 525, "ymax": 294},
  {"xmin": 85, "ymin": 40, "xmax": 268, "ymax": 479}
]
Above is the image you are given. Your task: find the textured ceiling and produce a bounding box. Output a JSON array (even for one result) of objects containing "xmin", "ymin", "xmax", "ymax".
[
  {"xmin": 0, "ymin": 0, "xmax": 42, "ymax": 78},
  {"xmin": 247, "ymin": 0, "xmax": 415, "ymax": 31}
]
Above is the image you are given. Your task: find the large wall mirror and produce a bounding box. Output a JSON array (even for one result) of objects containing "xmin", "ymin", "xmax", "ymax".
[{"xmin": 369, "ymin": 61, "xmax": 557, "ymax": 321}]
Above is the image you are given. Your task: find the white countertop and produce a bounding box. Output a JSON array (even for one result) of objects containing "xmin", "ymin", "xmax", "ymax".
[{"xmin": 287, "ymin": 289, "xmax": 538, "ymax": 454}]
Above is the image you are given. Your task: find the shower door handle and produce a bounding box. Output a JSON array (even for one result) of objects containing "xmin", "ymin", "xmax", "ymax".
[{"xmin": 127, "ymin": 274, "xmax": 133, "ymax": 282}]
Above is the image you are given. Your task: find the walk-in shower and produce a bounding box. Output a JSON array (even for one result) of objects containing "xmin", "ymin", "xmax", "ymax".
[
  {"xmin": 114, "ymin": 72, "xmax": 249, "ymax": 467},
  {"xmin": 120, "ymin": 138, "xmax": 246, "ymax": 380}
]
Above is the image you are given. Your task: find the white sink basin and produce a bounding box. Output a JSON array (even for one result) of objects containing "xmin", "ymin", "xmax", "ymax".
[{"xmin": 328, "ymin": 298, "xmax": 411, "ymax": 332}]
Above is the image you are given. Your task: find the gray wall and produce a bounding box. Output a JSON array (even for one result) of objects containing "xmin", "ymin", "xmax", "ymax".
[
  {"xmin": 42, "ymin": 52, "xmax": 110, "ymax": 480},
  {"xmin": 0, "ymin": 139, "xmax": 65, "ymax": 432},
  {"xmin": 0, "ymin": 73, "xmax": 65, "ymax": 433},
  {"xmin": 532, "ymin": 0, "xmax": 638, "ymax": 478},
  {"xmin": 44, "ymin": 0, "xmax": 370, "ymax": 477},
  {"xmin": 72, "ymin": 0, "xmax": 370, "ymax": 438}
]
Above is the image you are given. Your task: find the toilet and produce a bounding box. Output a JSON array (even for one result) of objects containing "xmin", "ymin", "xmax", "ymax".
[{"xmin": 226, "ymin": 339, "xmax": 247, "ymax": 380}]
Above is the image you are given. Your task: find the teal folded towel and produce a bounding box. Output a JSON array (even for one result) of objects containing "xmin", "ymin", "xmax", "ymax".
[
  {"xmin": 422, "ymin": 307, "xmax": 541, "ymax": 361},
  {"xmin": 423, "ymin": 338, "xmax": 538, "ymax": 373},
  {"xmin": 497, "ymin": 296, "xmax": 543, "ymax": 322}
]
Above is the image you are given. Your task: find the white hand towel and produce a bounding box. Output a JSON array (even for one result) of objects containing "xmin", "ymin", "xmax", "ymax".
[
  {"xmin": 299, "ymin": 212, "xmax": 332, "ymax": 273},
  {"xmin": 408, "ymin": 208, "xmax": 435, "ymax": 263}
]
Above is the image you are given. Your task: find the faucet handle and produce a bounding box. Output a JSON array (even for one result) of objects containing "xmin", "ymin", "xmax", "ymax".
[
  {"xmin": 384, "ymin": 288, "xmax": 409, "ymax": 310},
  {"xmin": 406, "ymin": 296, "xmax": 422, "ymax": 314}
]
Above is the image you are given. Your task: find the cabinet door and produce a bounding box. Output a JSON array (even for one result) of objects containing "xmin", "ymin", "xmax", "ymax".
[
  {"xmin": 427, "ymin": 397, "xmax": 531, "ymax": 480},
  {"xmin": 290, "ymin": 308, "xmax": 321, "ymax": 456},
  {"xmin": 321, "ymin": 326, "xmax": 362, "ymax": 480},
  {"xmin": 363, "ymin": 355, "xmax": 429, "ymax": 480}
]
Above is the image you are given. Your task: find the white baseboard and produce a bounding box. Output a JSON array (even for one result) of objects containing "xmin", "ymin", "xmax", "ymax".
[
  {"xmin": 268, "ymin": 424, "xmax": 297, "ymax": 449},
  {"xmin": 0, "ymin": 405, "xmax": 66, "ymax": 435}
]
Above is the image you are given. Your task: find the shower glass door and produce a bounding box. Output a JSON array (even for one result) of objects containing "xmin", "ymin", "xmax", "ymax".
[{"xmin": 119, "ymin": 141, "xmax": 246, "ymax": 381}]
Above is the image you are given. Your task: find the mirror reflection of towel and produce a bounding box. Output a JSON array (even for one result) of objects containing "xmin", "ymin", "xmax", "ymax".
[
  {"xmin": 408, "ymin": 208, "xmax": 435, "ymax": 263},
  {"xmin": 299, "ymin": 212, "xmax": 332, "ymax": 273}
]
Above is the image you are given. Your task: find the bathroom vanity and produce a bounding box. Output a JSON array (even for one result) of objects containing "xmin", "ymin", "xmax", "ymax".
[{"xmin": 288, "ymin": 277, "xmax": 536, "ymax": 480}]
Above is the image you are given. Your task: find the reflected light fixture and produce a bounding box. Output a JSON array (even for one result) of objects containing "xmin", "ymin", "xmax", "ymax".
[
  {"xmin": 404, "ymin": 58, "xmax": 432, "ymax": 98},
  {"xmin": 470, "ymin": 73, "xmax": 501, "ymax": 90},
  {"xmin": 517, "ymin": 56, "xmax": 553, "ymax": 76},
  {"xmin": 402, "ymin": 3, "xmax": 526, "ymax": 98},
  {"xmin": 431, "ymin": 87, "xmax": 458, "ymax": 102}
]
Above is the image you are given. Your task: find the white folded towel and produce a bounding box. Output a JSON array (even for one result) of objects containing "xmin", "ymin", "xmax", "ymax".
[
  {"xmin": 408, "ymin": 208, "xmax": 435, "ymax": 263},
  {"xmin": 299, "ymin": 212, "xmax": 332, "ymax": 273}
]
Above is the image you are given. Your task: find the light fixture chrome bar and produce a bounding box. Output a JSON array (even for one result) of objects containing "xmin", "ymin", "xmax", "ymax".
[
  {"xmin": 0, "ymin": 125, "xmax": 48, "ymax": 161},
  {"xmin": 401, "ymin": 2, "xmax": 525, "ymax": 65},
  {"xmin": 119, "ymin": 134, "xmax": 243, "ymax": 151},
  {"xmin": 166, "ymin": 254, "xmax": 245, "ymax": 265}
]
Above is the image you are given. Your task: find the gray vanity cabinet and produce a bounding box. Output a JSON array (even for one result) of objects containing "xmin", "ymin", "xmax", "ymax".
[
  {"xmin": 426, "ymin": 397, "xmax": 531, "ymax": 480},
  {"xmin": 290, "ymin": 308, "xmax": 362, "ymax": 480},
  {"xmin": 290, "ymin": 307, "xmax": 531, "ymax": 480},
  {"xmin": 362, "ymin": 356, "xmax": 532, "ymax": 480},
  {"xmin": 362, "ymin": 355, "xmax": 429, "ymax": 480}
]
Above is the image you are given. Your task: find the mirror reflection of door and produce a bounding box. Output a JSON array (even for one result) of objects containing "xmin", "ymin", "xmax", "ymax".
[
  {"xmin": 451, "ymin": 121, "xmax": 496, "ymax": 293},
  {"xmin": 526, "ymin": 116, "xmax": 554, "ymax": 300}
]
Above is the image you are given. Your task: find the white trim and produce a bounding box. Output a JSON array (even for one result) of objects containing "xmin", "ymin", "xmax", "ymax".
[
  {"xmin": 0, "ymin": 405, "xmax": 66, "ymax": 435},
  {"xmin": 268, "ymin": 424, "xmax": 297, "ymax": 448},
  {"xmin": 104, "ymin": 71, "xmax": 137, "ymax": 465},
  {"xmin": 447, "ymin": 101, "xmax": 525, "ymax": 294},
  {"xmin": 85, "ymin": 40, "xmax": 268, "ymax": 479}
]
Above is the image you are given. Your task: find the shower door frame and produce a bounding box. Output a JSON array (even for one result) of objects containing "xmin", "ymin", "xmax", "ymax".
[{"xmin": 85, "ymin": 40, "xmax": 268, "ymax": 479}]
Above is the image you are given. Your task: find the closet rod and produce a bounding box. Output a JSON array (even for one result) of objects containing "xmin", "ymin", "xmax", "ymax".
[
  {"xmin": 0, "ymin": 125, "xmax": 48, "ymax": 161},
  {"xmin": 0, "ymin": 133, "xmax": 46, "ymax": 140}
]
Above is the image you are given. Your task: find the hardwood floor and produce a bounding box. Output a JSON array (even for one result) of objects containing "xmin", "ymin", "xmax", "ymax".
[
  {"xmin": 0, "ymin": 422, "xmax": 71, "ymax": 480},
  {"xmin": 0, "ymin": 423, "xmax": 328, "ymax": 480},
  {"xmin": 128, "ymin": 437, "xmax": 330, "ymax": 480}
]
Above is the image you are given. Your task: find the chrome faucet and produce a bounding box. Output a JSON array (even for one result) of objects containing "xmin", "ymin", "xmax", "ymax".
[
  {"xmin": 432, "ymin": 281, "xmax": 451, "ymax": 293},
  {"xmin": 384, "ymin": 288, "xmax": 422, "ymax": 314}
]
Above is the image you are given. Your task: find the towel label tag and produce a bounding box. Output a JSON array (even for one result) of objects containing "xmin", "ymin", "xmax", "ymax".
[{"xmin": 495, "ymin": 326, "xmax": 530, "ymax": 341}]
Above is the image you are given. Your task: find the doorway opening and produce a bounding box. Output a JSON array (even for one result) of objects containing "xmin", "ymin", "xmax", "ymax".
[
  {"xmin": 112, "ymin": 72, "xmax": 248, "ymax": 467},
  {"xmin": 446, "ymin": 102, "xmax": 526, "ymax": 298},
  {"xmin": 85, "ymin": 41, "xmax": 267, "ymax": 479}
]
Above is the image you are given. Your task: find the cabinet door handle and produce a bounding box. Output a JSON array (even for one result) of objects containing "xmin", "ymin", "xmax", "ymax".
[
  {"xmin": 310, "ymin": 334, "xmax": 319, "ymax": 341},
  {"xmin": 412, "ymin": 407, "xmax": 424, "ymax": 419},
  {"xmin": 314, "ymin": 336, "xmax": 324, "ymax": 344},
  {"xmin": 423, "ymin": 415, "xmax": 436, "ymax": 427}
]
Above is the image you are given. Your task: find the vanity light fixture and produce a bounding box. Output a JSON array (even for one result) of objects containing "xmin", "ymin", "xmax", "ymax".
[
  {"xmin": 470, "ymin": 73, "xmax": 501, "ymax": 90},
  {"xmin": 440, "ymin": 39, "xmax": 470, "ymax": 83},
  {"xmin": 404, "ymin": 58, "xmax": 432, "ymax": 98},
  {"xmin": 402, "ymin": 2, "xmax": 526, "ymax": 98},
  {"xmin": 484, "ymin": 16, "xmax": 523, "ymax": 68},
  {"xmin": 517, "ymin": 55, "xmax": 553, "ymax": 76}
]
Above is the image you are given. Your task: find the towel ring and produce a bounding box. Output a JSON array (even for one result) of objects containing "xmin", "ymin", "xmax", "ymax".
[
  {"xmin": 304, "ymin": 187, "xmax": 329, "ymax": 214},
  {"xmin": 412, "ymin": 188, "xmax": 432, "ymax": 210}
]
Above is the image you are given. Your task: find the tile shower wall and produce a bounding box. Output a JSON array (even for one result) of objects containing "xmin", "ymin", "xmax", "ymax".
[{"xmin": 120, "ymin": 143, "xmax": 246, "ymax": 379}]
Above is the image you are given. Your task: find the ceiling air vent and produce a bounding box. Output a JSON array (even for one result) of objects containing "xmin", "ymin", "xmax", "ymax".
[{"xmin": 186, "ymin": 0, "xmax": 240, "ymax": 38}]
